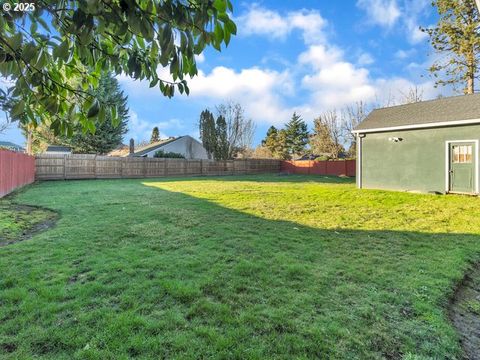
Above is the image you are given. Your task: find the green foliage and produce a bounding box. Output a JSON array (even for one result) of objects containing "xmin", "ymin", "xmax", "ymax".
[
  {"xmin": 150, "ymin": 127, "xmax": 160, "ymax": 143},
  {"xmin": 263, "ymin": 126, "xmax": 290, "ymax": 160},
  {"xmin": 214, "ymin": 115, "xmax": 229, "ymax": 160},
  {"xmin": 153, "ymin": 149, "xmax": 185, "ymax": 158},
  {"xmin": 3, "ymin": 175, "xmax": 480, "ymax": 358},
  {"xmin": 285, "ymin": 112, "xmax": 309, "ymax": 156},
  {"xmin": 262, "ymin": 113, "xmax": 309, "ymax": 160},
  {"xmin": 26, "ymin": 73, "xmax": 129, "ymax": 154},
  {"xmin": 0, "ymin": 0, "xmax": 237, "ymax": 135},
  {"xmin": 199, "ymin": 109, "xmax": 216, "ymax": 159},
  {"xmin": 199, "ymin": 104, "xmax": 253, "ymax": 160},
  {"xmin": 422, "ymin": 0, "xmax": 480, "ymax": 94}
]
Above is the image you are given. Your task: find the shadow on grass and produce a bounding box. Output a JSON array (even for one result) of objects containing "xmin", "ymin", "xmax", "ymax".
[
  {"xmin": 0, "ymin": 178, "xmax": 478, "ymax": 359},
  {"xmin": 136, "ymin": 182, "xmax": 477, "ymax": 359},
  {"xmin": 142, "ymin": 173, "xmax": 356, "ymax": 185}
]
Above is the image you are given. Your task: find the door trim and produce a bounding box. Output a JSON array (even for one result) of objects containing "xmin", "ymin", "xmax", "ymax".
[{"xmin": 445, "ymin": 140, "xmax": 479, "ymax": 194}]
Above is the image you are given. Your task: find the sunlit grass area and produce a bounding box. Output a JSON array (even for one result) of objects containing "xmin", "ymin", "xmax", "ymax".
[{"xmin": 1, "ymin": 175, "xmax": 479, "ymax": 359}]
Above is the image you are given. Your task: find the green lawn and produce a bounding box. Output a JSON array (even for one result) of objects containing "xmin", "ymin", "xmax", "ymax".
[{"xmin": 1, "ymin": 175, "xmax": 480, "ymax": 359}]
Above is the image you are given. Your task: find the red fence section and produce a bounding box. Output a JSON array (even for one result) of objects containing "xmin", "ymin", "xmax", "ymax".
[
  {"xmin": 0, "ymin": 149, "xmax": 36, "ymax": 198},
  {"xmin": 281, "ymin": 160, "xmax": 356, "ymax": 177}
]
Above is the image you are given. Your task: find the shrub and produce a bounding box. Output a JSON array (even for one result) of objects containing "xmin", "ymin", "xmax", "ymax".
[{"xmin": 153, "ymin": 150, "xmax": 185, "ymax": 159}]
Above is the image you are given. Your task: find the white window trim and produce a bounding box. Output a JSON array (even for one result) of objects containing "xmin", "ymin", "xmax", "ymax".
[
  {"xmin": 445, "ymin": 140, "xmax": 479, "ymax": 194},
  {"xmin": 353, "ymin": 118, "xmax": 480, "ymax": 134}
]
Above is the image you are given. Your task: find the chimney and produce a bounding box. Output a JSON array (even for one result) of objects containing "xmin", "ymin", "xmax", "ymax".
[{"xmin": 129, "ymin": 138, "xmax": 134, "ymax": 155}]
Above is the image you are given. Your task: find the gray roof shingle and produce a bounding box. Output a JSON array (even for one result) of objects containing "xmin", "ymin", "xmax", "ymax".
[
  {"xmin": 355, "ymin": 93, "xmax": 480, "ymax": 132},
  {"xmin": 133, "ymin": 137, "xmax": 182, "ymax": 157}
]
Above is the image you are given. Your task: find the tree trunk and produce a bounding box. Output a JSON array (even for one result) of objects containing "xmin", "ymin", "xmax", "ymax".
[
  {"xmin": 26, "ymin": 130, "xmax": 32, "ymax": 155},
  {"xmin": 466, "ymin": 71, "xmax": 475, "ymax": 94},
  {"xmin": 466, "ymin": 50, "xmax": 475, "ymax": 95}
]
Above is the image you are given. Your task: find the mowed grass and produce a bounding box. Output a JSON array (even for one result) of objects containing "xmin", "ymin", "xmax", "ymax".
[{"xmin": 1, "ymin": 175, "xmax": 480, "ymax": 359}]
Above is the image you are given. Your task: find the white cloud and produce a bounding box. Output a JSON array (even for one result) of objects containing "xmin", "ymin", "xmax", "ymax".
[
  {"xmin": 125, "ymin": 110, "xmax": 186, "ymax": 143},
  {"xmin": 358, "ymin": 52, "xmax": 375, "ymax": 66},
  {"xmin": 395, "ymin": 49, "xmax": 415, "ymax": 59},
  {"xmin": 237, "ymin": 4, "xmax": 327, "ymax": 44},
  {"xmin": 357, "ymin": 0, "xmax": 401, "ymax": 28},
  {"xmin": 187, "ymin": 66, "xmax": 294, "ymax": 125},
  {"xmin": 118, "ymin": 3, "xmax": 441, "ymax": 134},
  {"xmin": 356, "ymin": 0, "xmax": 431, "ymax": 44}
]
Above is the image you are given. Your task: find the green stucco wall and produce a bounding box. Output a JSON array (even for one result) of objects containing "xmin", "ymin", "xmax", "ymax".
[{"xmin": 360, "ymin": 125, "xmax": 480, "ymax": 193}]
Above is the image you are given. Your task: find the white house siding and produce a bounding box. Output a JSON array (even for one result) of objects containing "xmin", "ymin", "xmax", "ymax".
[{"xmin": 143, "ymin": 136, "xmax": 209, "ymax": 159}]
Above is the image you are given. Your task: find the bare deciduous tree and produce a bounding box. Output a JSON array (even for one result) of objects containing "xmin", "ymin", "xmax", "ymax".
[
  {"xmin": 310, "ymin": 110, "xmax": 345, "ymax": 159},
  {"xmin": 399, "ymin": 86, "xmax": 424, "ymax": 104},
  {"xmin": 0, "ymin": 118, "xmax": 9, "ymax": 134},
  {"xmin": 215, "ymin": 101, "xmax": 256, "ymax": 159},
  {"xmin": 341, "ymin": 102, "xmax": 369, "ymax": 157}
]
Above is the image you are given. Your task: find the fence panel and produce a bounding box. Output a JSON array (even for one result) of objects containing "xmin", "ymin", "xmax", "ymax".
[
  {"xmin": 34, "ymin": 155, "xmax": 282, "ymax": 180},
  {"xmin": 0, "ymin": 150, "xmax": 36, "ymax": 197},
  {"xmin": 281, "ymin": 160, "xmax": 356, "ymax": 177}
]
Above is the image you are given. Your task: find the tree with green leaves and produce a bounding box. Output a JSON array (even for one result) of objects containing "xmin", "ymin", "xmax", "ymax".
[
  {"xmin": 263, "ymin": 126, "xmax": 290, "ymax": 160},
  {"xmin": 0, "ymin": 0, "xmax": 237, "ymax": 136},
  {"xmin": 150, "ymin": 127, "xmax": 160, "ymax": 143},
  {"xmin": 199, "ymin": 109, "xmax": 216, "ymax": 159},
  {"xmin": 421, "ymin": 0, "xmax": 480, "ymax": 94},
  {"xmin": 285, "ymin": 112, "xmax": 309, "ymax": 157},
  {"xmin": 26, "ymin": 72, "xmax": 129, "ymax": 154}
]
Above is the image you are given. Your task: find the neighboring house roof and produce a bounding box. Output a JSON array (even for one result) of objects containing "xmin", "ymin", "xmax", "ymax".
[
  {"xmin": 354, "ymin": 93, "xmax": 480, "ymax": 133},
  {"xmin": 0, "ymin": 141, "xmax": 24, "ymax": 151},
  {"xmin": 45, "ymin": 145, "xmax": 71, "ymax": 152},
  {"xmin": 132, "ymin": 137, "xmax": 183, "ymax": 157},
  {"xmin": 107, "ymin": 144, "xmax": 130, "ymax": 157}
]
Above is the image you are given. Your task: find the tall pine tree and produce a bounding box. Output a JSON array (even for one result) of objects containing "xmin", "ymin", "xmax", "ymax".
[
  {"xmin": 214, "ymin": 116, "xmax": 229, "ymax": 160},
  {"xmin": 150, "ymin": 127, "xmax": 160, "ymax": 143},
  {"xmin": 285, "ymin": 112, "xmax": 309, "ymax": 157},
  {"xmin": 422, "ymin": 0, "xmax": 480, "ymax": 94},
  {"xmin": 199, "ymin": 110, "xmax": 216, "ymax": 159}
]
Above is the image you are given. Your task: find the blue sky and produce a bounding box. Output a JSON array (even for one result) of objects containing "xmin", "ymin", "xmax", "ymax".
[{"xmin": 2, "ymin": 0, "xmax": 449, "ymax": 147}]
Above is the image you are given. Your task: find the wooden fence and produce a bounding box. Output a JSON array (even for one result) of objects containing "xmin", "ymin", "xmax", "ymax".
[
  {"xmin": 0, "ymin": 149, "xmax": 36, "ymax": 197},
  {"xmin": 35, "ymin": 154, "xmax": 282, "ymax": 180},
  {"xmin": 281, "ymin": 160, "xmax": 356, "ymax": 177}
]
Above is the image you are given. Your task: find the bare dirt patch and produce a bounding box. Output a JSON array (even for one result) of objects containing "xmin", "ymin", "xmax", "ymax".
[
  {"xmin": 449, "ymin": 263, "xmax": 480, "ymax": 360},
  {"xmin": 0, "ymin": 203, "xmax": 58, "ymax": 246}
]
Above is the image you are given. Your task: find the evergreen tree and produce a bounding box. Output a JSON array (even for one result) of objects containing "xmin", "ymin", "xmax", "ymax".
[
  {"xmin": 285, "ymin": 112, "xmax": 309, "ymax": 157},
  {"xmin": 199, "ymin": 110, "xmax": 216, "ymax": 159},
  {"xmin": 150, "ymin": 127, "xmax": 160, "ymax": 143},
  {"xmin": 27, "ymin": 72, "xmax": 129, "ymax": 154},
  {"xmin": 214, "ymin": 115, "xmax": 229, "ymax": 160},
  {"xmin": 264, "ymin": 126, "xmax": 290, "ymax": 160},
  {"xmin": 421, "ymin": 0, "xmax": 480, "ymax": 94},
  {"xmin": 262, "ymin": 126, "xmax": 278, "ymax": 146}
]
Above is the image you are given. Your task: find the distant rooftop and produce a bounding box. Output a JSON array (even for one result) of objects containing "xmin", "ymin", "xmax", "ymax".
[{"xmin": 0, "ymin": 141, "xmax": 24, "ymax": 151}]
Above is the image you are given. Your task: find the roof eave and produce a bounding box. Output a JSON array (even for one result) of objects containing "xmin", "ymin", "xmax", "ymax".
[{"xmin": 353, "ymin": 118, "xmax": 480, "ymax": 134}]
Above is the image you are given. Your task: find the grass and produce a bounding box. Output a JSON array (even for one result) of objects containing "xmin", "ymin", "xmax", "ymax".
[
  {"xmin": 1, "ymin": 174, "xmax": 480, "ymax": 359},
  {"xmin": 0, "ymin": 201, "xmax": 56, "ymax": 245}
]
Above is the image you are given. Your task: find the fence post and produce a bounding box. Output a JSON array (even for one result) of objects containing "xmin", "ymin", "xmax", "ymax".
[{"xmin": 63, "ymin": 154, "xmax": 67, "ymax": 180}]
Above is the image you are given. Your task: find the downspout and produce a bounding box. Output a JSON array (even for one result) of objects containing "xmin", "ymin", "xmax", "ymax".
[{"xmin": 356, "ymin": 133, "xmax": 365, "ymax": 189}]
